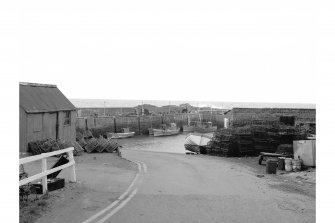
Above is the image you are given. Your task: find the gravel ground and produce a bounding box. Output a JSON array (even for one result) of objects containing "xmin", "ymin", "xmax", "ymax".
[
  {"xmin": 19, "ymin": 152, "xmax": 137, "ymax": 223},
  {"xmin": 214, "ymin": 156, "xmax": 316, "ymax": 198},
  {"xmin": 19, "ymin": 151, "xmax": 315, "ymax": 223}
]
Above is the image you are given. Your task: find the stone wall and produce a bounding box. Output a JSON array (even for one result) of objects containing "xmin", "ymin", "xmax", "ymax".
[
  {"xmin": 227, "ymin": 108, "xmax": 316, "ymax": 127},
  {"xmin": 76, "ymin": 114, "xmax": 226, "ymax": 134}
]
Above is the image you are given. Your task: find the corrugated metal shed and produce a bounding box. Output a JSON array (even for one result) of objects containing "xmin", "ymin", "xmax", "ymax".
[{"xmin": 20, "ymin": 82, "xmax": 76, "ymax": 113}]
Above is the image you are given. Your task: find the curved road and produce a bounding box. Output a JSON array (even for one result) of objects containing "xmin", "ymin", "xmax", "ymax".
[{"xmin": 100, "ymin": 149, "xmax": 315, "ymax": 223}]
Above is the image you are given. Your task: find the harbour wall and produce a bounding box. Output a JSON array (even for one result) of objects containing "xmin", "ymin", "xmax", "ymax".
[{"xmin": 76, "ymin": 114, "xmax": 226, "ymax": 135}]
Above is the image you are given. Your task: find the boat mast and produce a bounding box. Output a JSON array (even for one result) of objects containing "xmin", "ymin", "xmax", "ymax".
[
  {"xmin": 104, "ymin": 101, "xmax": 106, "ymax": 116},
  {"xmin": 150, "ymin": 114, "xmax": 153, "ymax": 128},
  {"xmin": 169, "ymin": 101, "xmax": 171, "ymax": 114},
  {"xmin": 198, "ymin": 102, "xmax": 201, "ymax": 123},
  {"xmin": 210, "ymin": 105, "xmax": 212, "ymax": 122}
]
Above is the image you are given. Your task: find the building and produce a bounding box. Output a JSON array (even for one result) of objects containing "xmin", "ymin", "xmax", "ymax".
[
  {"xmin": 20, "ymin": 82, "xmax": 77, "ymax": 152},
  {"xmin": 224, "ymin": 107, "xmax": 316, "ymax": 129}
]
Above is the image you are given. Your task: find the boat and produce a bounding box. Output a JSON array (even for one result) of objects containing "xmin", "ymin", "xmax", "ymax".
[
  {"xmin": 148, "ymin": 128, "xmax": 154, "ymax": 135},
  {"xmin": 183, "ymin": 124, "xmax": 195, "ymax": 132},
  {"xmin": 193, "ymin": 121, "xmax": 217, "ymax": 133},
  {"xmin": 184, "ymin": 132, "xmax": 214, "ymax": 154},
  {"xmin": 184, "ymin": 121, "xmax": 217, "ymax": 133},
  {"xmin": 183, "ymin": 109, "xmax": 217, "ymax": 133},
  {"xmin": 182, "ymin": 115, "xmax": 195, "ymax": 132},
  {"xmin": 153, "ymin": 123, "xmax": 180, "ymax": 137},
  {"xmin": 148, "ymin": 115, "xmax": 154, "ymax": 135},
  {"xmin": 107, "ymin": 128, "xmax": 135, "ymax": 139}
]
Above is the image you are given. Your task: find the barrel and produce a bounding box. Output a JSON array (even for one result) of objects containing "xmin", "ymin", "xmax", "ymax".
[
  {"xmin": 277, "ymin": 157, "xmax": 285, "ymax": 170},
  {"xmin": 285, "ymin": 158, "xmax": 293, "ymax": 172},
  {"xmin": 266, "ymin": 160, "xmax": 277, "ymax": 174},
  {"xmin": 292, "ymin": 159, "xmax": 302, "ymax": 171}
]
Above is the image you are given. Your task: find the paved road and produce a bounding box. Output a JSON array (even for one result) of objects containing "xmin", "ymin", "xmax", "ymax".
[{"xmin": 102, "ymin": 149, "xmax": 315, "ymax": 223}]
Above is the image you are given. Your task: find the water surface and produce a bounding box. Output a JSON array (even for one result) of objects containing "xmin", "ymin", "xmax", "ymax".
[{"xmin": 115, "ymin": 133, "xmax": 189, "ymax": 154}]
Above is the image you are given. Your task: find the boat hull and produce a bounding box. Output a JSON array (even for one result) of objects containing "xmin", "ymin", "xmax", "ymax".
[
  {"xmin": 193, "ymin": 126, "xmax": 217, "ymax": 133},
  {"xmin": 184, "ymin": 133, "xmax": 213, "ymax": 153},
  {"xmin": 153, "ymin": 129, "xmax": 179, "ymax": 137},
  {"xmin": 107, "ymin": 132, "xmax": 135, "ymax": 139},
  {"xmin": 182, "ymin": 125, "xmax": 194, "ymax": 132},
  {"xmin": 148, "ymin": 128, "xmax": 154, "ymax": 135}
]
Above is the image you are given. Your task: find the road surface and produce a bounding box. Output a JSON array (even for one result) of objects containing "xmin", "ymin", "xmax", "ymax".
[{"xmin": 98, "ymin": 149, "xmax": 315, "ymax": 223}]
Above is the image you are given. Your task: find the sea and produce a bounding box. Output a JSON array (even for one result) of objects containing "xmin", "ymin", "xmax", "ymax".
[{"xmin": 70, "ymin": 98, "xmax": 315, "ymax": 109}]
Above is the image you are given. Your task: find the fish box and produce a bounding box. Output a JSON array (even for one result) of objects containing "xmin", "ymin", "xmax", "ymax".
[{"xmin": 32, "ymin": 178, "xmax": 65, "ymax": 194}]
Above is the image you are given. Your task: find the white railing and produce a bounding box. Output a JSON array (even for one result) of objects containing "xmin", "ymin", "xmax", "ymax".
[{"xmin": 19, "ymin": 147, "xmax": 76, "ymax": 194}]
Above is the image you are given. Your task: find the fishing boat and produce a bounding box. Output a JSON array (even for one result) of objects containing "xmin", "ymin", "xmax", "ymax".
[
  {"xmin": 148, "ymin": 115, "xmax": 154, "ymax": 135},
  {"xmin": 153, "ymin": 123, "xmax": 179, "ymax": 137},
  {"xmin": 183, "ymin": 124, "xmax": 195, "ymax": 132},
  {"xmin": 148, "ymin": 128, "xmax": 154, "ymax": 135},
  {"xmin": 193, "ymin": 121, "xmax": 217, "ymax": 133},
  {"xmin": 183, "ymin": 121, "xmax": 217, "ymax": 133},
  {"xmin": 182, "ymin": 115, "xmax": 195, "ymax": 132},
  {"xmin": 107, "ymin": 128, "xmax": 135, "ymax": 139},
  {"xmin": 183, "ymin": 107, "xmax": 217, "ymax": 133},
  {"xmin": 184, "ymin": 132, "xmax": 214, "ymax": 154}
]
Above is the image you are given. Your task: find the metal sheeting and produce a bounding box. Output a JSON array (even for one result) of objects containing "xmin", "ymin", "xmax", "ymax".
[{"xmin": 20, "ymin": 83, "xmax": 76, "ymax": 113}]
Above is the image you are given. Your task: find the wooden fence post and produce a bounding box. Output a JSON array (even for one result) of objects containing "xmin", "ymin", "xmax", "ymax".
[
  {"xmin": 41, "ymin": 157, "xmax": 48, "ymax": 194},
  {"xmin": 68, "ymin": 151, "xmax": 76, "ymax": 183},
  {"xmin": 20, "ymin": 147, "xmax": 76, "ymax": 191}
]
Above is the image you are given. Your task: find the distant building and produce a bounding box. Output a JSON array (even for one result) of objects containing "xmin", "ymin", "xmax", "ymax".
[{"xmin": 19, "ymin": 82, "xmax": 77, "ymax": 152}]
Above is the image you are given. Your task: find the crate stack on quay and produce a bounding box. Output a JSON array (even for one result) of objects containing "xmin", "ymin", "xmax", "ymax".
[
  {"xmin": 84, "ymin": 136, "xmax": 120, "ymax": 153},
  {"xmin": 207, "ymin": 123, "xmax": 307, "ymax": 157},
  {"xmin": 207, "ymin": 129, "xmax": 236, "ymax": 156},
  {"xmin": 27, "ymin": 130, "xmax": 122, "ymax": 157},
  {"xmin": 28, "ymin": 139, "xmax": 84, "ymax": 156},
  {"xmin": 233, "ymin": 126, "xmax": 254, "ymax": 156},
  {"xmin": 76, "ymin": 131, "xmax": 122, "ymax": 153},
  {"xmin": 252, "ymin": 125, "xmax": 279, "ymax": 154}
]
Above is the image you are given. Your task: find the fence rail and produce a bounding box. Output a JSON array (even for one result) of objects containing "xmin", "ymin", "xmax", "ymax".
[{"xmin": 19, "ymin": 147, "xmax": 76, "ymax": 194}]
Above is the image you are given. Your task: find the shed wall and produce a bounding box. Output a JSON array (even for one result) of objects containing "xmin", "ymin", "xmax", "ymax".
[
  {"xmin": 57, "ymin": 110, "xmax": 76, "ymax": 142},
  {"xmin": 22, "ymin": 110, "xmax": 76, "ymax": 152},
  {"xmin": 26, "ymin": 112, "xmax": 57, "ymax": 145},
  {"xmin": 20, "ymin": 107, "xmax": 27, "ymax": 152}
]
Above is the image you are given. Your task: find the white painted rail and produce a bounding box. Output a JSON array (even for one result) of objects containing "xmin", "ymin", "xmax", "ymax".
[{"xmin": 19, "ymin": 147, "xmax": 76, "ymax": 194}]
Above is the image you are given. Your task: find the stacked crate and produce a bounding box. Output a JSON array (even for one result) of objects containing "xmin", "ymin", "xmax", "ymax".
[
  {"xmin": 207, "ymin": 129, "xmax": 239, "ymax": 157},
  {"xmin": 232, "ymin": 126, "xmax": 254, "ymax": 156},
  {"xmin": 207, "ymin": 123, "xmax": 307, "ymax": 157},
  {"xmin": 235, "ymin": 133, "xmax": 254, "ymax": 156},
  {"xmin": 84, "ymin": 137, "xmax": 121, "ymax": 153}
]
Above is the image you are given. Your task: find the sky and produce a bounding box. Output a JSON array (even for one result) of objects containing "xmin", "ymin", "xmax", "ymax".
[
  {"xmin": 7, "ymin": 0, "xmax": 328, "ymax": 104},
  {"xmin": 1, "ymin": 1, "xmax": 335, "ymax": 221}
]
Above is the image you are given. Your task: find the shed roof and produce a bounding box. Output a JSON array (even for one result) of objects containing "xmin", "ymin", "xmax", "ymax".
[{"xmin": 20, "ymin": 82, "xmax": 76, "ymax": 113}]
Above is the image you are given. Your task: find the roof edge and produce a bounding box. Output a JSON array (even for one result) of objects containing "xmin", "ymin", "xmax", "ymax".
[
  {"xmin": 24, "ymin": 108, "xmax": 77, "ymax": 114},
  {"xmin": 20, "ymin": 82, "xmax": 57, "ymax": 88}
]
